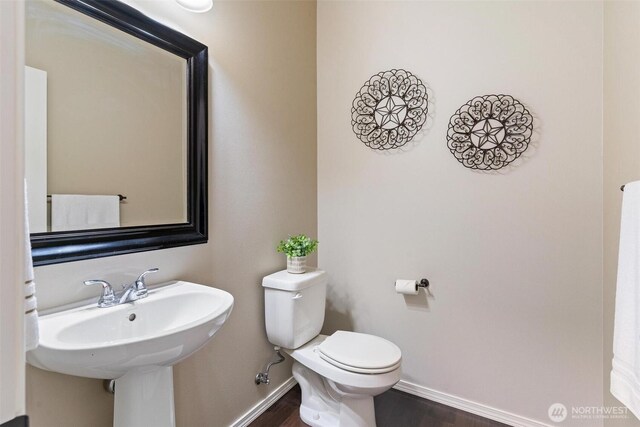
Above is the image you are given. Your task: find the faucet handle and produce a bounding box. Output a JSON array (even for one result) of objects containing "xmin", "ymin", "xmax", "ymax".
[
  {"xmin": 84, "ymin": 280, "xmax": 117, "ymax": 308},
  {"xmin": 134, "ymin": 268, "xmax": 159, "ymax": 297}
]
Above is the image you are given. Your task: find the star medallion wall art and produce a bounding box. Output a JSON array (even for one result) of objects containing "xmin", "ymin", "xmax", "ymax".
[
  {"xmin": 351, "ymin": 69, "xmax": 429, "ymax": 150},
  {"xmin": 447, "ymin": 94, "xmax": 533, "ymax": 170}
]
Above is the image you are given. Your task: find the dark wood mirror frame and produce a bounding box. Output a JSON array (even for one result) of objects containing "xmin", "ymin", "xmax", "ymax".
[{"xmin": 31, "ymin": 0, "xmax": 208, "ymax": 266}]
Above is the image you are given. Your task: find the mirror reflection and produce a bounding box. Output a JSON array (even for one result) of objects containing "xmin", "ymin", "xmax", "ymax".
[{"xmin": 25, "ymin": 0, "xmax": 187, "ymax": 233}]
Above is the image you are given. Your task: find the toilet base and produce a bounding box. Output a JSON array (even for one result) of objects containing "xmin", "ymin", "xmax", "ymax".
[{"xmin": 292, "ymin": 361, "xmax": 377, "ymax": 427}]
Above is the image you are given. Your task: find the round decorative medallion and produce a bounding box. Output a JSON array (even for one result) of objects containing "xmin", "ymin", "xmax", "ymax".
[
  {"xmin": 351, "ymin": 69, "xmax": 428, "ymax": 150},
  {"xmin": 447, "ymin": 95, "xmax": 533, "ymax": 170}
]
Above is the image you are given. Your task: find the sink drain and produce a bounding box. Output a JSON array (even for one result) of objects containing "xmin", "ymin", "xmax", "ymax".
[{"xmin": 128, "ymin": 314, "xmax": 136, "ymax": 321}]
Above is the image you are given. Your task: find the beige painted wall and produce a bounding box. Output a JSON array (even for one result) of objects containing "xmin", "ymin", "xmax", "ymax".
[
  {"xmin": 604, "ymin": 2, "xmax": 640, "ymax": 426},
  {"xmin": 26, "ymin": 1, "xmax": 317, "ymax": 426},
  {"xmin": 25, "ymin": 0, "xmax": 187, "ymax": 228},
  {"xmin": 318, "ymin": 1, "xmax": 603, "ymax": 425}
]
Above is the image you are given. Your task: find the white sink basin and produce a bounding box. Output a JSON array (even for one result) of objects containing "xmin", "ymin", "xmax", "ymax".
[
  {"xmin": 27, "ymin": 281, "xmax": 234, "ymax": 427},
  {"xmin": 28, "ymin": 281, "xmax": 233, "ymax": 379}
]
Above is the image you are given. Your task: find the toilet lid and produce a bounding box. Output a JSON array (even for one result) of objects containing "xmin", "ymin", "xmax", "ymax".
[{"xmin": 318, "ymin": 331, "xmax": 401, "ymax": 374}]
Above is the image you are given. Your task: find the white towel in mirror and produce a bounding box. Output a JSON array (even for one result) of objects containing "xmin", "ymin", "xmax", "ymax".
[{"xmin": 51, "ymin": 194, "xmax": 120, "ymax": 231}]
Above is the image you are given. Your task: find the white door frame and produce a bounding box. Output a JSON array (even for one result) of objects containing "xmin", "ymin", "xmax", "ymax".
[{"xmin": 0, "ymin": 0, "xmax": 26, "ymax": 423}]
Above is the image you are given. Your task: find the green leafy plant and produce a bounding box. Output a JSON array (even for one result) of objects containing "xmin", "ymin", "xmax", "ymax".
[{"xmin": 277, "ymin": 234, "xmax": 318, "ymax": 258}]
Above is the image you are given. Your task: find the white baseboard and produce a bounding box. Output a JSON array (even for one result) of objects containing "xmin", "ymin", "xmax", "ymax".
[
  {"xmin": 230, "ymin": 377, "xmax": 298, "ymax": 427},
  {"xmin": 228, "ymin": 376, "xmax": 550, "ymax": 427},
  {"xmin": 393, "ymin": 380, "xmax": 551, "ymax": 427}
]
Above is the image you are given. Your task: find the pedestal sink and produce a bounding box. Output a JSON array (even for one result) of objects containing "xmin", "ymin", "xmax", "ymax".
[{"xmin": 27, "ymin": 281, "xmax": 234, "ymax": 427}]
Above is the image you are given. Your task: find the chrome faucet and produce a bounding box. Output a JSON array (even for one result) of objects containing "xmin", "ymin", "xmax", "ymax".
[
  {"xmin": 132, "ymin": 268, "xmax": 158, "ymax": 298},
  {"xmin": 84, "ymin": 268, "xmax": 159, "ymax": 308},
  {"xmin": 83, "ymin": 280, "xmax": 116, "ymax": 308}
]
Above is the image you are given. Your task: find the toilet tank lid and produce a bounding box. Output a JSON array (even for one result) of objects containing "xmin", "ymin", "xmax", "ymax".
[{"xmin": 262, "ymin": 268, "xmax": 327, "ymax": 291}]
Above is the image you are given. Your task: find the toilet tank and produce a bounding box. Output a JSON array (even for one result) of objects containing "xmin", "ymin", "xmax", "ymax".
[{"xmin": 262, "ymin": 269, "xmax": 327, "ymax": 349}]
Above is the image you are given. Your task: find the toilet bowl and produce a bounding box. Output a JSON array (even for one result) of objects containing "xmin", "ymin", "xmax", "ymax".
[
  {"xmin": 286, "ymin": 334, "xmax": 401, "ymax": 427},
  {"xmin": 262, "ymin": 269, "xmax": 402, "ymax": 427}
]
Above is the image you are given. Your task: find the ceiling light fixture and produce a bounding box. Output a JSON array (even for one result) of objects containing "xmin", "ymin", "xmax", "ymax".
[{"xmin": 175, "ymin": 0, "xmax": 212, "ymax": 13}]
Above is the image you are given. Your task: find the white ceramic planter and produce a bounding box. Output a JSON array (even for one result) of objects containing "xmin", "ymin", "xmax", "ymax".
[{"xmin": 287, "ymin": 256, "xmax": 307, "ymax": 274}]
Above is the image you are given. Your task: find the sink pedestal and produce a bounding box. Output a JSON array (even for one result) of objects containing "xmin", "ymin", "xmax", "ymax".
[{"xmin": 114, "ymin": 366, "xmax": 175, "ymax": 427}]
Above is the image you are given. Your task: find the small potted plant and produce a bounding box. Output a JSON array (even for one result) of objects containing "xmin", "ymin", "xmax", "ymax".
[{"xmin": 277, "ymin": 234, "xmax": 318, "ymax": 274}]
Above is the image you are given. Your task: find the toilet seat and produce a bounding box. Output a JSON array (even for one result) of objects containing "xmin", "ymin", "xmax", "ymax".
[
  {"xmin": 285, "ymin": 335, "xmax": 401, "ymax": 390},
  {"xmin": 317, "ymin": 331, "xmax": 401, "ymax": 374}
]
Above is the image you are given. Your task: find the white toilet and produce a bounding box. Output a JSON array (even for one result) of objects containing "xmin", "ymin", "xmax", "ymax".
[{"xmin": 262, "ymin": 269, "xmax": 402, "ymax": 427}]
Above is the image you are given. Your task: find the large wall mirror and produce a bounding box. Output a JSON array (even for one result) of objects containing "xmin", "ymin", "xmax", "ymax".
[{"xmin": 26, "ymin": 0, "xmax": 208, "ymax": 266}]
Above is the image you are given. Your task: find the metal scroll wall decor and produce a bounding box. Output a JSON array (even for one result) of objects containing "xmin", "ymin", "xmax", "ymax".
[
  {"xmin": 351, "ymin": 69, "xmax": 428, "ymax": 150},
  {"xmin": 447, "ymin": 94, "xmax": 533, "ymax": 170}
]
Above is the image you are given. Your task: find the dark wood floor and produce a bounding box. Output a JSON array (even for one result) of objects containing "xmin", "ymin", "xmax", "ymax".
[{"xmin": 250, "ymin": 385, "xmax": 508, "ymax": 427}]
